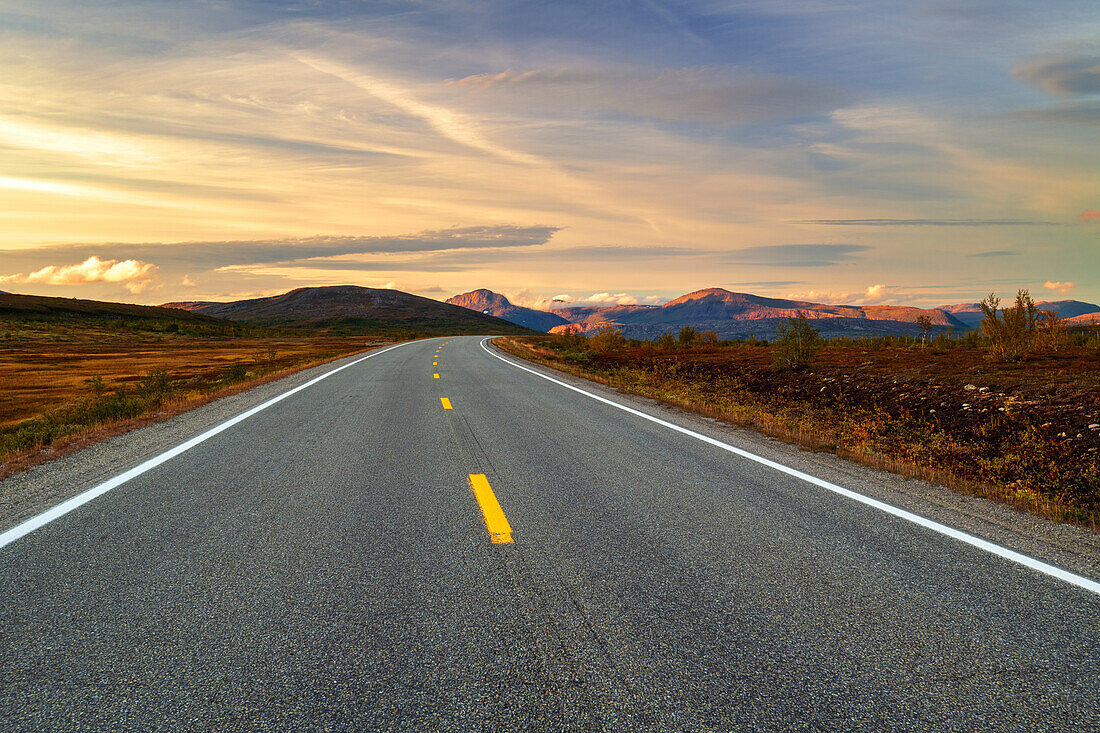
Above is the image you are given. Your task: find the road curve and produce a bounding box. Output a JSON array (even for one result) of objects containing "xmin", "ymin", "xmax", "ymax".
[{"xmin": 1, "ymin": 335, "xmax": 1097, "ymax": 731}]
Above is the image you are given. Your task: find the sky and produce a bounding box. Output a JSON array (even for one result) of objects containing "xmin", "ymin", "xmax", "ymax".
[{"xmin": 0, "ymin": 0, "xmax": 1097, "ymax": 309}]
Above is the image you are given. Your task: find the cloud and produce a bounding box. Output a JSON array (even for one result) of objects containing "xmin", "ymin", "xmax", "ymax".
[
  {"xmin": 723, "ymin": 280, "xmax": 805, "ymax": 288},
  {"xmin": 1044, "ymin": 280, "xmax": 1076, "ymax": 294},
  {"xmin": 796, "ymin": 218, "xmax": 1053, "ymax": 226},
  {"xmin": 970, "ymin": 250, "xmax": 1019, "ymax": 257},
  {"xmin": 863, "ymin": 284, "xmax": 887, "ymax": 301},
  {"xmin": 1015, "ymin": 100, "xmax": 1100, "ymax": 125},
  {"xmin": 1080, "ymin": 210, "xmax": 1100, "ymax": 223},
  {"xmin": 448, "ymin": 67, "xmax": 852, "ymax": 125},
  {"xmin": 2, "ymin": 257, "xmax": 156, "ymax": 294},
  {"xmin": 721, "ymin": 243, "xmax": 870, "ymax": 267},
  {"xmin": 0, "ymin": 225, "xmax": 561, "ymax": 273},
  {"xmin": 1014, "ymin": 55, "xmax": 1100, "ymax": 96}
]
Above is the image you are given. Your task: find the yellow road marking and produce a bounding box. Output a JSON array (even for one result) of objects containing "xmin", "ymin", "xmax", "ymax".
[
  {"xmin": 468, "ymin": 474, "xmax": 513, "ymax": 544},
  {"xmin": 433, "ymin": 373, "xmax": 440, "ymax": 379},
  {"xmin": 433, "ymin": 361, "xmax": 438, "ymax": 365},
  {"xmin": 440, "ymin": 397, "xmax": 452, "ymax": 409}
]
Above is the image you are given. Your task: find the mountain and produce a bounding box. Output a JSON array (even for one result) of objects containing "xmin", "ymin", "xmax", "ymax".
[
  {"xmin": 164, "ymin": 285, "xmax": 533, "ymax": 335},
  {"xmin": 2, "ymin": 291, "xmax": 227, "ymax": 324},
  {"xmin": 549, "ymin": 304, "xmax": 657, "ymax": 327},
  {"xmin": 940, "ymin": 300, "xmax": 1100, "ymax": 328},
  {"xmin": 445, "ymin": 289, "xmax": 568, "ymax": 331},
  {"xmin": 572, "ymin": 288, "xmax": 967, "ymax": 339}
]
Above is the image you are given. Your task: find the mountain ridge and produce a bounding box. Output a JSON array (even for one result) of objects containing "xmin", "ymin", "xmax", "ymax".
[
  {"xmin": 449, "ymin": 287, "xmax": 971, "ymax": 338},
  {"xmin": 164, "ymin": 285, "xmax": 532, "ymax": 335}
]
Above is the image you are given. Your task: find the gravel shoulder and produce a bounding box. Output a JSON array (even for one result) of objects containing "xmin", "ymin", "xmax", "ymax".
[{"xmin": 0, "ymin": 347, "xmax": 391, "ymax": 535}]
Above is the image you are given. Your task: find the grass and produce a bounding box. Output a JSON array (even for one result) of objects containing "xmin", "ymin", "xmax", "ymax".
[
  {"xmin": 497, "ymin": 335, "xmax": 1100, "ymax": 529},
  {"xmin": 0, "ymin": 315, "xmax": 391, "ymax": 476}
]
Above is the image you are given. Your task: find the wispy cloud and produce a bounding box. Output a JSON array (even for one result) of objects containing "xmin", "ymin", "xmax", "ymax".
[
  {"xmin": 0, "ymin": 226, "xmax": 560, "ymax": 271},
  {"xmin": 448, "ymin": 66, "xmax": 852, "ymax": 125},
  {"xmin": 721, "ymin": 244, "xmax": 870, "ymax": 267},
  {"xmin": 1013, "ymin": 55, "xmax": 1100, "ymax": 96},
  {"xmin": 970, "ymin": 250, "xmax": 1020, "ymax": 257},
  {"xmin": 796, "ymin": 219, "xmax": 1054, "ymax": 226}
]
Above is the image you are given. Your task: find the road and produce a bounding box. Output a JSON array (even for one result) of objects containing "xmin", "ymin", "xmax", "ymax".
[{"xmin": 1, "ymin": 336, "xmax": 1098, "ymax": 731}]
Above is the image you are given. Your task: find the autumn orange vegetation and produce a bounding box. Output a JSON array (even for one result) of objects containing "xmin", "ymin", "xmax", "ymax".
[{"xmin": 499, "ymin": 333, "xmax": 1100, "ymax": 528}]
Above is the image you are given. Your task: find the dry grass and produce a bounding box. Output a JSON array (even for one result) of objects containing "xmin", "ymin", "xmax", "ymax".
[
  {"xmin": 497, "ymin": 336, "xmax": 1100, "ymax": 529},
  {"xmin": 0, "ymin": 324, "xmax": 388, "ymax": 476}
]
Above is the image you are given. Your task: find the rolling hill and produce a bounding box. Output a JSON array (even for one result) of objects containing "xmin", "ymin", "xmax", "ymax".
[
  {"xmin": 164, "ymin": 285, "xmax": 533, "ymax": 335},
  {"xmin": 1, "ymin": 291, "xmax": 229, "ymax": 325}
]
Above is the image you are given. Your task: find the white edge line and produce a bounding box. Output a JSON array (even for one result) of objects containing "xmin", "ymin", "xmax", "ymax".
[
  {"xmin": 480, "ymin": 338, "xmax": 1100, "ymax": 597},
  {"xmin": 0, "ymin": 340, "xmax": 416, "ymax": 550}
]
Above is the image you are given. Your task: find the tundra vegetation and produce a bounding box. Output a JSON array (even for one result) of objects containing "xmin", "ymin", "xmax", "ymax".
[
  {"xmin": 0, "ymin": 313, "xmax": 389, "ymax": 476},
  {"xmin": 499, "ymin": 302, "xmax": 1100, "ymax": 526}
]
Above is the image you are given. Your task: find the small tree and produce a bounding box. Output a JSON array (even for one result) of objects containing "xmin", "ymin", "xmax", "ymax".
[
  {"xmin": 677, "ymin": 325, "xmax": 697, "ymax": 347},
  {"xmin": 772, "ymin": 311, "xmax": 823, "ymax": 370},
  {"xmin": 980, "ymin": 289, "xmax": 1039, "ymax": 361},
  {"xmin": 699, "ymin": 330, "xmax": 719, "ymax": 345},
  {"xmin": 655, "ymin": 331, "xmax": 676, "ymax": 349},
  {"xmin": 916, "ymin": 315, "xmax": 933, "ymax": 348},
  {"xmin": 588, "ymin": 325, "xmax": 626, "ymax": 352},
  {"xmin": 1037, "ymin": 310, "xmax": 1068, "ymax": 351}
]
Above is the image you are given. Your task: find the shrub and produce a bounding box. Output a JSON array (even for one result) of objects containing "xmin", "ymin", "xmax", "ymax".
[
  {"xmin": 678, "ymin": 325, "xmax": 697, "ymax": 347},
  {"xmin": 980, "ymin": 290, "xmax": 1038, "ymax": 361},
  {"xmin": 772, "ymin": 311, "xmax": 823, "ymax": 370},
  {"xmin": 140, "ymin": 369, "xmax": 172, "ymax": 402},
  {"xmin": 656, "ymin": 331, "xmax": 676, "ymax": 349},
  {"xmin": 1038, "ymin": 310, "xmax": 1068, "ymax": 351},
  {"xmin": 699, "ymin": 330, "xmax": 719, "ymax": 345},
  {"xmin": 589, "ymin": 325, "xmax": 626, "ymax": 352}
]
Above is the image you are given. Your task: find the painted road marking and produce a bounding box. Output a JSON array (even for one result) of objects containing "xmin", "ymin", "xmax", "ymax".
[
  {"xmin": 479, "ymin": 338, "xmax": 1100, "ymax": 597},
  {"xmin": 440, "ymin": 397, "xmax": 453, "ymax": 410},
  {"xmin": 433, "ymin": 361, "xmax": 438, "ymax": 365},
  {"xmin": 468, "ymin": 474, "xmax": 513, "ymax": 544},
  {"xmin": 0, "ymin": 341, "xmax": 416, "ymax": 552},
  {"xmin": 433, "ymin": 373, "xmax": 440, "ymax": 379}
]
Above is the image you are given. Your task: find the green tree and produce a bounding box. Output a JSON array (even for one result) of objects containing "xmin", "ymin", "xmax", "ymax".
[
  {"xmin": 772, "ymin": 311, "xmax": 823, "ymax": 370},
  {"xmin": 677, "ymin": 325, "xmax": 697, "ymax": 347},
  {"xmin": 656, "ymin": 331, "xmax": 676, "ymax": 349}
]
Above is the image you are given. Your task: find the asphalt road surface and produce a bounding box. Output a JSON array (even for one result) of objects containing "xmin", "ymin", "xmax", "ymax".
[{"xmin": 2, "ymin": 336, "xmax": 1098, "ymax": 731}]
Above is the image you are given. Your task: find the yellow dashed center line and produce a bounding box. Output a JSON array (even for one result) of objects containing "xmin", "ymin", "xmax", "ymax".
[
  {"xmin": 440, "ymin": 397, "xmax": 452, "ymax": 409},
  {"xmin": 433, "ymin": 373, "xmax": 440, "ymax": 379},
  {"xmin": 468, "ymin": 474, "xmax": 513, "ymax": 544}
]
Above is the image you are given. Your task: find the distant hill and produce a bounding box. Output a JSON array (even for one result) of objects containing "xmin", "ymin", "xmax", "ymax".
[
  {"xmin": 449, "ymin": 286, "xmax": 970, "ymax": 339},
  {"xmin": 164, "ymin": 285, "xmax": 533, "ymax": 335},
  {"xmin": 446, "ymin": 289, "xmax": 568, "ymax": 331},
  {"xmin": 940, "ymin": 300, "xmax": 1100, "ymax": 328},
  {"xmin": 610, "ymin": 289, "xmax": 966, "ymax": 339},
  {"xmin": 1, "ymin": 291, "xmax": 227, "ymax": 324},
  {"xmin": 1066, "ymin": 312, "xmax": 1100, "ymax": 327}
]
